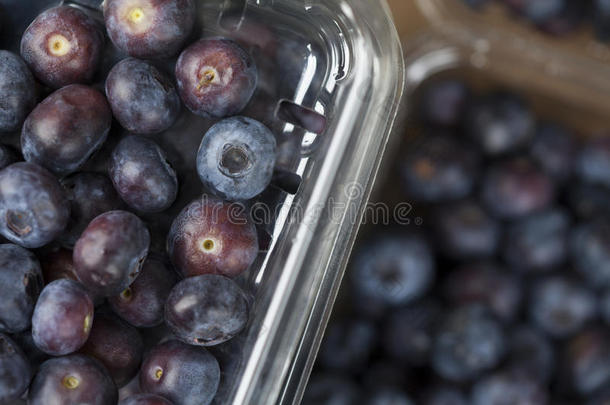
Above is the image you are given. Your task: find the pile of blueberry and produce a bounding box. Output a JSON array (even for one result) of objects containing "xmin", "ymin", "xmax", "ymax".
[
  {"xmin": 463, "ymin": 0, "xmax": 610, "ymax": 41},
  {"xmin": 0, "ymin": 0, "xmax": 283, "ymax": 404},
  {"xmin": 304, "ymin": 79, "xmax": 610, "ymax": 405}
]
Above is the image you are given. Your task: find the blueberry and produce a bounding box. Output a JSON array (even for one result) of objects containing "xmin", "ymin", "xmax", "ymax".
[
  {"xmin": 196, "ymin": 116, "xmax": 277, "ymax": 201},
  {"xmin": 109, "ymin": 257, "xmax": 177, "ymax": 328},
  {"xmin": 530, "ymin": 123, "xmax": 575, "ymax": 182},
  {"xmin": 103, "ymin": 0, "xmax": 196, "ymax": 59},
  {"xmin": 0, "ymin": 145, "xmax": 19, "ymax": 170},
  {"xmin": 20, "ymin": 6, "xmax": 104, "ymax": 88},
  {"xmin": 80, "ymin": 313, "xmax": 143, "ymax": 387},
  {"xmin": 503, "ymin": 208, "xmax": 570, "ymax": 272},
  {"xmin": 433, "ymin": 199, "xmax": 501, "ymax": 259},
  {"xmin": 118, "ymin": 374, "xmax": 141, "ymax": 402},
  {"xmin": 470, "ymin": 371, "xmax": 549, "ymax": 405},
  {"xmin": 364, "ymin": 387, "xmax": 415, "ymax": 405},
  {"xmin": 421, "ymin": 386, "xmax": 467, "ymax": 405},
  {"xmin": 109, "ymin": 136, "xmax": 178, "ymax": 213},
  {"xmin": 139, "ymin": 340, "xmax": 220, "ymax": 405},
  {"xmin": 9, "ymin": 329, "xmax": 49, "ymax": 373},
  {"xmin": 120, "ymin": 394, "xmax": 173, "ymax": 405},
  {"xmin": 571, "ymin": 220, "xmax": 610, "ymax": 288},
  {"xmin": 567, "ymin": 183, "xmax": 610, "ymax": 220},
  {"xmin": 351, "ymin": 233, "xmax": 435, "ymax": 307},
  {"xmin": 167, "ymin": 197, "xmax": 258, "ymax": 278},
  {"xmin": 481, "ymin": 158, "xmax": 554, "ymax": 219},
  {"xmin": 60, "ymin": 172, "xmax": 124, "ymax": 247},
  {"xmin": 32, "ymin": 279, "xmax": 94, "ymax": 355},
  {"xmin": 0, "ymin": 50, "xmax": 36, "ymax": 132},
  {"xmin": 106, "ymin": 58, "xmax": 181, "ymax": 135},
  {"xmin": 22, "ymin": 85, "xmax": 112, "ymax": 175},
  {"xmin": 318, "ymin": 318, "xmax": 377, "ymax": 372},
  {"xmin": 560, "ymin": 328, "xmax": 610, "ymax": 396},
  {"xmin": 165, "ymin": 274, "xmax": 249, "ymax": 346},
  {"xmin": 506, "ymin": 326, "xmax": 555, "ymax": 383},
  {"xmin": 175, "ymin": 38, "xmax": 257, "ymax": 118},
  {"xmin": 0, "ymin": 244, "xmax": 43, "ymax": 333},
  {"xmin": 432, "ymin": 305, "xmax": 505, "ymax": 382},
  {"xmin": 302, "ymin": 373, "xmax": 360, "ymax": 405},
  {"xmin": 576, "ymin": 136, "xmax": 610, "ymax": 188},
  {"xmin": 28, "ymin": 354, "xmax": 118, "ymax": 405},
  {"xmin": 73, "ymin": 210, "xmax": 150, "ymax": 297},
  {"xmin": 529, "ymin": 276, "xmax": 596, "ymax": 338},
  {"xmin": 0, "ymin": 333, "xmax": 31, "ymax": 402},
  {"xmin": 442, "ymin": 263, "xmax": 522, "ymax": 323},
  {"xmin": 400, "ymin": 134, "xmax": 479, "ymax": 202},
  {"xmin": 420, "ymin": 80, "xmax": 470, "ymax": 127},
  {"xmin": 0, "ymin": 162, "xmax": 70, "ymax": 248}
]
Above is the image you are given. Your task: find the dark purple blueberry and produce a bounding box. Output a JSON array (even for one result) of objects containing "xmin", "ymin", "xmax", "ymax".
[
  {"xmin": 120, "ymin": 394, "xmax": 173, "ymax": 405},
  {"xmin": 109, "ymin": 136, "xmax": 178, "ymax": 213},
  {"xmin": 470, "ymin": 371, "xmax": 549, "ymax": 405},
  {"xmin": 32, "ymin": 279, "xmax": 94, "ymax": 355},
  {"xmin": 382, "ymin": 300, "xmax": 440, "ymax": 366},
  {"xmin": 529, "ymin": 276, "xmax": 596, "ymax": 338},
  {"xmin": 481, "ymin": 158, "xmax": 554, "ymax": 219},
  {"xmin": 196, "ymin": 116, "xmax": 277, "ymax": 201},
  {"xmin": 567, "ymin": 183, "xmax": 610, "ymax": 220},
  {"xmin": 0, "ymin": 244, "xmax": 43, "ymax": 333},
  {"xmin": 175, "ymin": 38, "xmax": 257, "ymax": 118},
  {"xmin": 165, "ymin": 274, "xmax": 248, "ymax": 346},
  {"xmin": 73, "ymin": 211, "xmax": 150, "ymax": 297},
  {"xmin": 433, "ymin": 200, "xmax": 500, "ymax": 259},
  {"xmin": 432, "ymin": 305, "xmax": 505, "ymax": 382},
  {"xmin": 506, "ymin": 326, "xmax": 555, "ymax": 383},
  {"xmin": 0, "ymin": 50, "xmax": 36, "ymax": 132},
  {"xmin": 576, "ymin": 136, "xmax": 610, "ymax": 188},
  {"xmin": 530, "ymin": 123, "xmax": 575, "ymax": 182},
  {"xmin": 109, "ymin": 257, "xmax": 176, "ymax": 328},
  {"xmin": 80, "ymin": 313, "xmax": 143, "ymax": 387},
  {"xmin": 118, "ymin": 374, "xmax": 141, "ymax": 402},
  {"xmin": 167, "ymin": 197, "xmax": 258, "ymax": 278},
  {"xmin": 465, "ymin": 92, "xmax": 534, "ymax": 155},
  {"xmin": 302, "ymin": 373, "xmax": 360, "ymax": 405},
  {"xmin": 365, "ymin": 387, "xmax": 415, "ymax": 405},
  {"xmin": 400, "ymin": 134, "xmax": 479, "ymax": 202},
  {"xmin": 571, "ymin": 220, "xmax": 610, "ymax": 288},
  {"xmin": 503, "ymin": 208, "xmax": 570, "ymax": 272},
  {"xmin": 351, "ymin": 233, "xmax": 434, "ymax": 307},
  {"xmin": 22, "ymin": 85, "xmax": 112, "ymax": 175},
  {"xmin": 103, "ymin": 0, "xmax": 196, "ymax": 59},
  {"xmin": 0, "ymin": 145, "xmax": 18, "ymax": 170},
  {"xmin": 594, "ymin": 0, "xmax": 610, "ymax": 41},
  {"xmin": 60, "ymin": 172, "xmax": 124, "ymax": 247},
  {"xmin": 28, "ymin": 354, "xmax": 117, "ymax": 405},
  {"xmin": 442, "ymin": 263, "xmax": 522, "ymax": 323},
  {"xmin": 139, "ymin": 340, "xmax": 219, "ymax": 405},
  {"xmin": 420, "ymin": 79, "xmax": 469, "ymax": 127},
  {"xmin": 421, "ymin": 386, "xmax": 467, "ymax": 405},
  {"xmin": 318, "ymin": 318, "xmax": 377, "ymax": 371},
  {"xmin": 106, "ymin": 58, "xmax": 181, "ymax": 135},
  {"xmin": 0, "ymin": 333, "xmax": 31, "ymax": 402},
  {"xmin": 0, "ymin": 162, "xmax": 70, "ymax": 248},
  {"xmin": 10, "ymin": 329, "xmax": 49, "ymax": 372},
  {"xmin": 20, "ymin": 6, "xmax": 104, "ymax": 88},
  {"xmin": 560, "ymin": 328, "xmax": 610, "ymax": 396}
]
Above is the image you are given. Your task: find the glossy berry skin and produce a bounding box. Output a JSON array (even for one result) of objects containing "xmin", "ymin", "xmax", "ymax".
[
  {"xmin": 80, "ymin": 313, "xmax": 143, "ymax": 387},
  {"xmin": 167, "ymin": 197, "xmax": 258, "ymax": 278},
  {"xmin": 420, "ymin": 79, "xmax": 469, "ymax": 127},
  {"xmin": 351, "ymin": 233, "xmax": 434, "ymax": 307},
  {"xmin": 74, "ymin": 210, "xmax": 150, "ymax": 297},
  {"xmin": 571, "ymin": 220, "xmax": 610, "ymax": 288},
  {"xmin": 560, "ymin": 328, "xmax": 610, "ymax": 396},
  {"xmin": 433, "ymin": 200, "xmax": 500, "ymax": 259},
  {"xmin": 20, "ymin": 6, "xmax": 104, "ymax": 88},
  {"xmin": 0, "ymin": 244, "xmax": 43, "ymax": 333},
  {"xmin": 106, "ymin": 58, "xmax": 181, "ymax": 135},
  {"xmin": 120, "ymin": 394, "xmax": 173, "ymax": 405},
  {"xmin": 109, "ymin": 257, "xmax": 177, "ymax": 328},
  {"xmin": 432, "ymin": 305, "xmax": 505, "ymax": 382},
  {"xmin": 481, "ymin": 158, "xmax": 554, "ymax": 219},
  {"xmin": 165, "ymin": 274, "xmax": 249, "ymax": 346},
  {"xmin": 576, "ymin": 136, "xmax": 610, "ymax": 188},
  {"xmin": 60, "ymin": 172, "xmax": 124, "ymax": 247},
  {"xmin": 318, "ymin": 318, "xmax": 377, "ymax": 371},
  {"xmin": 529, "ymin": 276, "xmax": 596, "ymax": 338},
  {"xmin": 470, "ymin": 372, "xmax": 549, "ymax": 405},
  {"xmin": 32, "ymin": 279, "xmax": 94, "ymax": 355},
  {"xmin": 28, "ymin": 354, "xmax": 118, "ymax": 405},
  {"xmin": 400, "ymin": 134, "xmax": 479, "ymax": 202},
  {"xmin": 302, "ymin": 373, "xmax": 360, "ymax": 405},
  {"xmin": 0, "ymin": 333, "xmax": 31, "ymax": 402},
  {"xmin": 465, "ymin": 92, "xmax": 534, "ymax": 155},
  {"xmin": 530, "ymin": 123, "xmax": 575, "ymax": 182},
  {"xmin": 175, "ymin": 38, "xmax": 257, "ymax": 118},
  {"xmin": 0, "ymin": 50, "xmax": 37, "ymax": 132},
  {"xmin": 110, "ymin": 136, "xmax": 178, "ymax": 213},
  {"xmin": 0, "ymin": 162, "xmax": 70, "ymax": 248},
  {"xmin": 104, "ymin": 0, "xmax": 196, "ymax": 59},
  {"xmin": 139, "ymin": 340, "xmax": 220, "ymax": 405},
  {"xmin": 197, "ymin": 116, "xmax": 277, "ymax": 200},
  {"xmin": 503, "ymin": 208, "xmax": 570, "ymax": 272},
  {"xmin": 22, "ymin": 85, "xmax": 112, "ymax": 176}
]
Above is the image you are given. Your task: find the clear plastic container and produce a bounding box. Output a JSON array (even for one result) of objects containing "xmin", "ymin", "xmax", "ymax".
[{"xmin": 0, "ymin": 1, "xmax": 404, "ymax": 404}]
